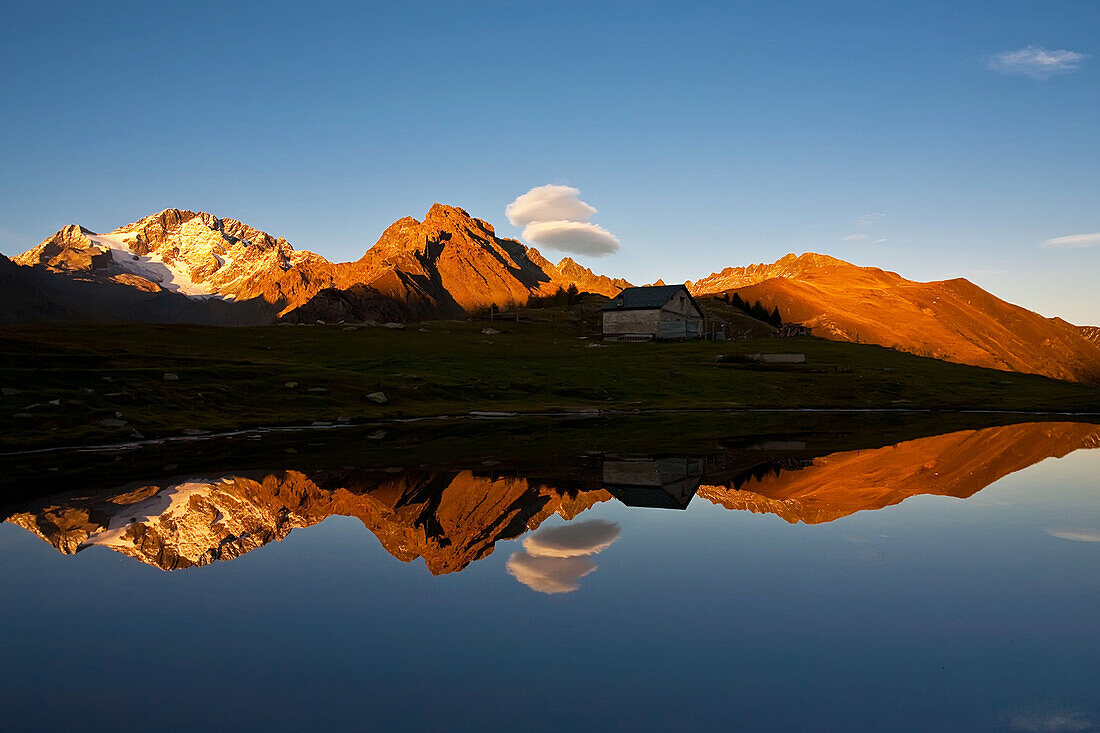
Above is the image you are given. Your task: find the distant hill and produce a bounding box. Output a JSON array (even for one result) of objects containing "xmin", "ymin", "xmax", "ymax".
[{"xmin": 688, "ymin": 253, "xmax": 1100, "ymax": 384}]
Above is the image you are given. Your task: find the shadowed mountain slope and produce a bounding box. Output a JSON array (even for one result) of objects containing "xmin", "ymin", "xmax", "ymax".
[{"xmin": 0, "ymin": 253, "xmax": 275, "ymax": 326}]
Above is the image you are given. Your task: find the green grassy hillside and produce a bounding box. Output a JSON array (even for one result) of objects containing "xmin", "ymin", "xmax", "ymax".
[{"xmin": 1, "ymin": 319, "xmax": 1098, "ymax": 450}]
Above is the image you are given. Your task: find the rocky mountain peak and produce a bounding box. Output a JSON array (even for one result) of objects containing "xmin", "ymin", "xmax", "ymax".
[
  {"xmin": 780, "ymin": 252, "xmax": 850, "ymax": 268},
  {"xmin": 362, "ymin": 204, "xmax": 503, "ymax": 261},
  {"xmin": 14, "ymin": 223, "xmax": 100, "ymax": 270},
  {"xmin": 688, "ymin": 252, "xmax": 866, "ymax": 294},
  {"xmin": 548, "ymin": 256, "xmax": 633, "ymax": 295},
  {"xmin": 423, "ymin": 202, "xmax": 487, "ymax": 228},
  {"xmin": 112, "ymin": 208, "xmax": 289, "ymax": 255}
]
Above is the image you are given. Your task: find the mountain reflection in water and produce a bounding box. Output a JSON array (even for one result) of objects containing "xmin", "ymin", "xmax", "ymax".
[{"xmin": 4, "ymin": 421, "xmax": 1098, "ymax": 575}]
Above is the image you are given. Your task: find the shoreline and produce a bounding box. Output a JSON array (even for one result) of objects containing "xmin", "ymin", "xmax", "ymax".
[{"xmin": 3, "ymin": 406, "xmax": 1099, "ymax": 458}]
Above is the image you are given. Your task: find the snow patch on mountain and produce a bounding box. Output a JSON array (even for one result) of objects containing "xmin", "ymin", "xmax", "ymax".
[
  {"xmin": 78, "ymin": 479, "xmax": 226, "ymax": 554},
  {"xmin": 85, "ymin": 233, "xmax": 216, "ymax": 296}
]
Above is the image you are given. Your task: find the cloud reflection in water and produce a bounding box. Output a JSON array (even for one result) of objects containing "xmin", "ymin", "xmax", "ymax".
[{"xmin": 506, "ymin": 519, "xmax": 621, "ymax": 594}]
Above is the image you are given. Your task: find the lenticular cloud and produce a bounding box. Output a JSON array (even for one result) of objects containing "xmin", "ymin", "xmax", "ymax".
[
  {"xmin": 505, "ymin": 184, "xmax": 621, "ymax": 257},
  {"xmin": 522, "ymin": 519, "xmax": 621, "ymax": 558},
  {"xmin": 521, "ymin": 220, "xmax": 620, "ymax": 257},
  {"xmin": 506, "ymin": 185, "xmax": 597, "ymax": 227}
]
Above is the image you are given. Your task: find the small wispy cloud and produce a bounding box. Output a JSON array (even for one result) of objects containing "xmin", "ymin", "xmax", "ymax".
[
  {"xmin": 1010, "ymin": 706, "xmax": 1095, "ymax": 732},
  {"xmin": 506, "ymin": 184, "xmax": 620, "ymax": 257},
  {"xmin": 1048, "ymin": 528, "xmax": 1100, "ymax": 542},
  {"xmin": 843, "ymin": 213, "xmax": 886, "ymax": 243},
  {"xmin": 1041, "ymin": 232, "xmax": 1100, "ymax": 250},
  {"xmin": 987, "ymin": 45, "xmax": 1088, "ymax": 79}
]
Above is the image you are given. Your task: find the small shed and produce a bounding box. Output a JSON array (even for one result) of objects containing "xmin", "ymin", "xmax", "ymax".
[{"xmin": 602, "ymin": 284, "xmax": 705, "ymax": 341}]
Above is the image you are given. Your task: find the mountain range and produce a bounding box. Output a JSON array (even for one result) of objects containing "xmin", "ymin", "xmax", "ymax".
[
  {"xmin": 5, "ymin": 468, "xmax": 609, "ymax": 574},
  {"xmin": 7, "ymin": 421, "xmax": 1097, "ymax": 572},
  {"xmin": 5, "ymin": 204, "xmax": 1100, "ymax": 383},
  {"xmin": 8, "ymin": 204, "xmax": 623, "ymax": 323}
]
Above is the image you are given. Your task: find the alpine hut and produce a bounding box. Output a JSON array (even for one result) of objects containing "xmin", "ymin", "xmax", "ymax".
[{"xmin": 601, "ymin": 284, "xmax": 705, "ymax": 341}]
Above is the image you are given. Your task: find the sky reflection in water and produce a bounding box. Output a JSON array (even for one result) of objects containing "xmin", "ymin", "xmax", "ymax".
[{"xmin": 0, "ymin": 420, "xmax": 1098, "ymax": 731}]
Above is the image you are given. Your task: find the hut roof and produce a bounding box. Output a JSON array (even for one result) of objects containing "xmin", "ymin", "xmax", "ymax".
[{"xmin": 602, "ymin": 284, "xmax": 700, "ymax": 312}]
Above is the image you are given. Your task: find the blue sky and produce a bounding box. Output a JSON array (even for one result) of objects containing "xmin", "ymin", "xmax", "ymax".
[{"xmin": 2, "ymin": 0, "xmax": 1097, "ymax": 322}]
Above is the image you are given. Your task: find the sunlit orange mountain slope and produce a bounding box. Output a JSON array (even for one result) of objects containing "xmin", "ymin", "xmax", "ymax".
[
  {"xmin": 698, "ymin": 421, "xmax": 1100, "ymax": 523},
  {"xmin": 689, "ymin": 253, "xmax": 1100, "ymax": 383},
  {"xmin": 336, "ymin": 203, "xmax": 627, "ymax": 313}
]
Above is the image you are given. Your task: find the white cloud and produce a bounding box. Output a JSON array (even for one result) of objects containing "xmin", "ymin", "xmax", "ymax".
[
  {"xmin": 506, "ymin": 519, "xmax": 622, "ymax": 594},
  {"xmin": 522, "ymin": 519, "xmax": 621, "ymax": 558},
  {"xmin": 505, "ymin": 184, "xmax": 596, "ymax": 227},
  {"xmin": 987, "ymin": 45, "xmax": 1088, "ymax": 79},
  {"xmin": 1041, "ymin": 232, "xmax": 1100, "ymax": 250},
  {"xmin": 1048, "ymin": 528, "xmax": 1100, "ymax": 542},
  {"xmin": 507, "ymin": 184, "xmax": 621, "ymax": 257},
  {"xmin": 843, "ymin": 233, "xmax": 868, "ymax": 242},
  {"xmin": 521, "ymin": 220, "xmax": 621, "ymax": 257}
]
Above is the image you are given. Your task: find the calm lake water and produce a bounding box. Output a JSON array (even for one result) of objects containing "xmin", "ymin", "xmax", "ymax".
[{"xmin": 1, "ymin": 418, "xmax": 1098, "ymax": 732}]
